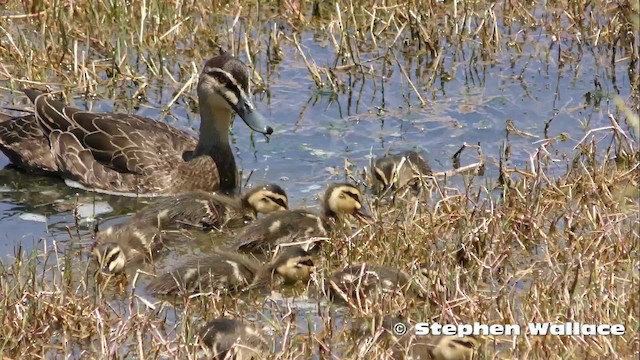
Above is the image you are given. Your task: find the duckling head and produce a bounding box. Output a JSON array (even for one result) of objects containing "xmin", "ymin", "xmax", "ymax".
[
  {"xmin": 271, "ymin": 247, "xmax": 316, "ymax": 284},
  {"xmin": 92, "ymin": 241, "xmax": 127, "ymax": 274},
  {"xmin": 323, "ymin": 183, "xmax": 372, "ymax": 222},
  {"xmin": 198, "ymin": 54, "xmax": 273, "ymax": 135},
  {"xmin": 243, "ymin": 183, "xmax": 289, "ymax": 215},
  {"xmin": 373, "ymin": 151, "xmax": 431, "ymax": 192},
  {"xmin": 429, "ymin": 335, "xmax": 480, "ymax": 360}
]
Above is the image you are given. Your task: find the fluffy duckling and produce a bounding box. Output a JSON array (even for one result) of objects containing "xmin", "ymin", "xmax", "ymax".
[
  {"xmin": 198, "ymin": 318, "xmax": 269, "ymax": 360},
  {"xmin": 127, "ymin": 183, "xmax": 288, "ymax": 231},
  {"xmin": 352, "ymin": 315, "xmax": 479, "ymax": 360},
  {"xmin": 92, "ymin": 184, "xmax": 288, "ymax": 274},
  {"xmin": 392, "ymin": 334, "xmax": 479, "ymax": 360},
  {"xmin": 373, "ymin": 150, "xmax": 431, "ymax": 193},
  {"xmin": 232, "ymin": 183, "xmax": 371, "ymax": 255},
  {"xmin": 328, "ymin": 263, "xmax": 429, "ymax": 304},
  {"xmin": 145, "ymin": 247, "xmax": 315, "ymax": 295}
]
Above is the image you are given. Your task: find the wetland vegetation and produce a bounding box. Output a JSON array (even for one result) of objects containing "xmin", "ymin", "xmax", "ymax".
[{"xmin": 0, "ymin": 0, "xmax": 638, "ymax": 358}]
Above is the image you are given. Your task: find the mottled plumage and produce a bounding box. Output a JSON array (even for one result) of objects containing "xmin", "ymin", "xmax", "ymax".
[
  {"xmin": 93, "ymin": 184, "xmax": 289, "ymax": 274},
  {"xmin": 0, "ymin": 54, "xmax": 272, "ymax": 195},
  {"xmin": 0, "ymin": 112, "xmax": 57, "ymax": 174},
  {"xmin": 232, "ymin": 183, "xmax": 371, "ymax": 255},
  {"xmin": 199, "ymin": 318, "xmax": 269, "ymax": 360},
  {"xmin": 146, "ymin": 247, "xmax": 315, "ymax": 295},
  {"xmin": 373, "ymin": 150, "xmax": 432, "ymax": 192},
  {"xmin": 130, "ymin": 184, "xmax": 288, "ymax": 231}
]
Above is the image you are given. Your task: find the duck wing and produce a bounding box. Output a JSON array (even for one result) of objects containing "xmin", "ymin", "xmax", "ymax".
[
  {"xmin": 146, "ymin": 251, "xmax": 258, "ymax": 295},
  {"xmin": 27, "ymin": 89, "xmax": 197, "ymax": 176},
  {"xmin": 233, "ymin": 210, "xmax": 328, "ymax": 254},
  {"xmin": 130, "ymin": 191, "xmax": 234, "ymax": 230},
  {"xmin": 0, "ymin": 113, "xmax": 58, "ymax": 174}
]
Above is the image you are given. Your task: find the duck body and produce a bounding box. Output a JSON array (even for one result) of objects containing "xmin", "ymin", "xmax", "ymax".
[
  {"xmin": 93, "ymin": 184, "xmax": 289, "ymax": 274},
  {"xmin": 0, "ymin": 54, "xmax": 272, "ymax": 195},
  {"xmin": 328, "ymin": 263, "xmax": 426, "ymax": 303},
  {"xmin": 0, "ymin": 113, "xmax": 57, "ymax": 174},
  {"xmin": 232, "ymin": 209, "xmax": 329, "ymax": 254},
  {"xmin": 232, "ymin": 183, "xmax": 371, "ymax": 255},
  {"xmin": 199, "ymin": 318, "xmax": 268, "ymax": 360},
  {"xmin": 129, "ymin": 184, "xmax": 288, "ymax": 231},
  {"xmin": 145, "ymin": 247, "xmax": 314, "ymax": 295},
  {"xmin": 373, "ymin": 150, "xmax": 432, "ymax": 192}
]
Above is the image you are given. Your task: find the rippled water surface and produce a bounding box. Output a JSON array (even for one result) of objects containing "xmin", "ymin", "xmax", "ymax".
[{"xmin": 1, "ymin": 34, "xmax": 631, "ymax": 259}]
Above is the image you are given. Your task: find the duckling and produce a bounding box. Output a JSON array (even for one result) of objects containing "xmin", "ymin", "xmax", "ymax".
[
  {"xmin": 391, "ymin": 333, "xmax": 479, "ymax": 360},
  {"xmin": 92, "ymin": 224, "xmax": 172, "ymax": 274},
  {"xmin": 92, "ymin": 184, "xmax": 288, "ymax": 274},
  {"xmin": 327, "ymin": 263, "xmax": 429, "ymax": 304},
  {"xmin": 373, "ymin": 150, "xmax": 432, "ymax": 193},
  {"xmin": 145, "ymin": 246, "xmax": 315, "ymax": 295},
  {"xmin": 232, "ymin": 183, "xmax": 371, "ymax": 255},
  {"xmin": 351, "ymin": 315, "xmax": 479, "ymax": 360},
  {"xmin": 128, "ymin": 183, "xmax": 288, "ymax": 231},
  {"xmin": 198, "ymin": 318, "xmax": 269, "ymax": 360}
]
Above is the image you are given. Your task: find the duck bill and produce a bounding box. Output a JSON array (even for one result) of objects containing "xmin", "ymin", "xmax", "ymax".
[
  {"xmin": 230, "ymin": 93, "xmax": 273, "ymax": 135},
  {"xmin": 353, "ymin": 208, "xmax": 374, "ymax": 223}
]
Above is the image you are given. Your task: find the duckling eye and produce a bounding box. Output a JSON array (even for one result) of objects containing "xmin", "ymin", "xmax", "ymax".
[{"xmin": 339, "ymin": 193, "xmax": 347, "ymax": 199}]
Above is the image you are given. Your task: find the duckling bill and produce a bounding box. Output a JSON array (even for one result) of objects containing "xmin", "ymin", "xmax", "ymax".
[
  {"xmin": 145, "ymin": 247, "xmax": 315, "ymax": 295},
  {"xmin": 232, "ymin": 183, "xmax": 372, "ymax": 255},
  {"xmin": 93, "ymin": 184, "xmax": 288, "ymax": 274}
]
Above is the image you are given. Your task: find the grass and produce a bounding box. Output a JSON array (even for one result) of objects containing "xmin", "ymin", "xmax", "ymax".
[{"xmin": 0, "ymin": 0, "xmax": 638, "ymax": 359}]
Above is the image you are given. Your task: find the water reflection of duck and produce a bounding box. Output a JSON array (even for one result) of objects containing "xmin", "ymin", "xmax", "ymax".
[
  {"xmin": 92, "ymin": 184, "xmax": 289, "ymax": 274},
  {"xmin": 232, "ymin": 183, "xmax": 372, "ymax": 255},
  {"xmin": 0, "ymin": 54, "xmax": 272, "ymax": 195},
  {"xmin": 146, "ymin": 246, "xmax": 315, "ymax": 295}
]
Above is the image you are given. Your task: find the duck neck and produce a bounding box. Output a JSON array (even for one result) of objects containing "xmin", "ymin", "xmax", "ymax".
[{"xmin": 193, "ymin": 103, "xmax": 238, "ymax": 194}]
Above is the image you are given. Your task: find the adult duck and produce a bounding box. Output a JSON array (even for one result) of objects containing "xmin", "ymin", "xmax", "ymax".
[{"xmin": 0, "ymin": 54, "xmax": 272, "ymax": 195}]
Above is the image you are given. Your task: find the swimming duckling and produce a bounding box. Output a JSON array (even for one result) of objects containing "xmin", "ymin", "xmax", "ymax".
[
  {"xmin": 198, "ymin": 318, "xmax": 269, "ymax": 360},
  {"xmin": 373, "ymin": 150, "xmax": 432, "ymax": 193},
  {"xmin": 232, "ymin": 183, "xmax": 371, "ymax": 255},
  {"xmin": 129, "ymin": 183, "xmax": 288, "ymax": 231},
  {"xmin": 327, "ymin": 263, "xmax": 429, "ymax": 304},
  {"xmin": 92, "ymin": 184, "xmax": 288, "ymax": 274},
  {"xmin": 145, "ymin": 246, "xmax": 315, "ymax": 295}
]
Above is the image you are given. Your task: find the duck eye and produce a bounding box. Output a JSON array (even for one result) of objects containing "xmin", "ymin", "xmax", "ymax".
[{"xmin": 339, "ymin": 193, "xmax": 346, "ymax": 199}]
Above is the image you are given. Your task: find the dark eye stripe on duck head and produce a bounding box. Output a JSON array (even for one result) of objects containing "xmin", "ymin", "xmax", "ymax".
[
  {"xmin": 202, "ymin": 56, "xmax": 272, "ymax": 135},
  {"xmin": 267, "ymin": 196, "xmax": 288, "ymax": 209},
  {"xmin": 342, "ymin": 189, "xmax": 362, "ymax": 204},
  {"xmin": 298, "ymin": 258, "xmax": 315, "ymax": 267},
  {"xmin": 203, "ymin": 54, "xmax": 250, "ymax": 91}
]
